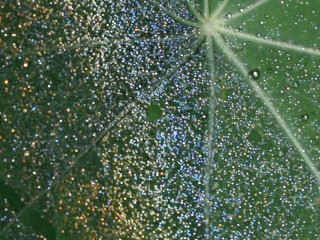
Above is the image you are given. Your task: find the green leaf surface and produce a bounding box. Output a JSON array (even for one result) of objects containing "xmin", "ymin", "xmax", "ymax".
[
  {"xmin": 0, "ymin": 178, "xmax": 56, "ymax": 240},
  {"xmin": 1, "ymin": 0, "xmax": 320, "ymax": 239}
]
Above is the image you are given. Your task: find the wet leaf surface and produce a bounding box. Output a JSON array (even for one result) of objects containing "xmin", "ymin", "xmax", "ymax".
[{"xmin": 1, "ymin": 0, "xmax": 320, "ymax": 239}]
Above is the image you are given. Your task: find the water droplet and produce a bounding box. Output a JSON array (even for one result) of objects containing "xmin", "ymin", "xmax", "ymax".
[
  {"xmin": 266, "ymin": 68, "xmax": 273, "ymax": 73},
  {"xmin": 225, "ymin": 13, "xmax": 232, "ymax": 19},
  {"xmin": 247, "ymin": 127, "xmax": 263, "ymax": 144},
  {"xmin": 292, "ymin": 82, "xmax": 299, "ymax": 88},
  {"xmin": 249, "ymin": 69, "xmax": 260, "ymax": 80},
  {"xmin": 285, "ymin": 54, "xmax": 292, "ymax": 61},
  {"xmin": 146, "ymin": 103, "xmax": 163, "ymax": 122},
  {"xmin": 300, "ymin": 114, "xmax": 309, "ymax": 121}
]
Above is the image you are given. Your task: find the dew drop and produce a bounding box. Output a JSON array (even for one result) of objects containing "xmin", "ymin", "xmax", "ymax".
[
  {"xmin": 266, "ymin": 68, "xmax": 273, "ymax": 73},
  {"xmin": 292, "ymin": 82, "xmax": 299, "ymax": 88},
  {"xmin": 285, "ymin": 54, "xmax": 292, "ymax": 61},
  {"xmin": 146, "ymin": 103, "xmax": 163, "ymax": 122},
  {"xmin": 300, "ymin": 114, "xmax": 309, "ymax": 121},
  {"xmin": 247, "ymin": 127, "xmax": 263, "ymax": 144},
  {"xmin": 225, "ymin": 13, "xmax": 232, "ymax": 19},
  {"xmin": 249, "ymin": 69, "xmax": 260, "ymax": 80}
]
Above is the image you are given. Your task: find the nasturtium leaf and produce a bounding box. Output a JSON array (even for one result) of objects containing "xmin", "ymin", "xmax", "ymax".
[{"xmin": 1, "ymin": 0, "xmax": 320, "ymax": 239}]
